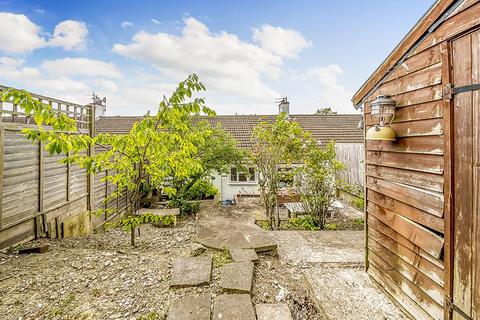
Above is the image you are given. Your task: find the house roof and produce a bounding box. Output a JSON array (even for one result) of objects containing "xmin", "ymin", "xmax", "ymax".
[
  {"xmin": 351, "ymin": 0, "xmax": 459, "ymax": 107},
  {"xmin": 95, "ymin": 114, "xmax": 363, "ymax": 149}
]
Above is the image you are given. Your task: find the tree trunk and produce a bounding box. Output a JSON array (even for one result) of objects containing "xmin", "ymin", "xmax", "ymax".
[{"xmin": 130, "ymin": 227, "xmax": 136, "ymax": 246}]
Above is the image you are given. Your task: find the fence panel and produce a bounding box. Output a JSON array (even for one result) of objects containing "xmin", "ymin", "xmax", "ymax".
[{"xmin": 335, "ymin": 142, "xmax": 365, "ymax": 187}]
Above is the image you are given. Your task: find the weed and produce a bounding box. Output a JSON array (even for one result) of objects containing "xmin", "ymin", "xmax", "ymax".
[
  {"xmin": 211, "ymin": 249, "xmax": 231, "ymax": 267},
  {"xmin": 288, "ymin": 215, "xmax": 319, "ymax": 231},
  {"xmin": 325, "ymin": 223, "xmax": 337, "ymax": 231},
  {"xmin": 138, "ymin": 312, "xmax": 160, "ymax": 320},
  {"xmin": 354, "ymin": 218, "xmax": 364, "ymax": 226},
  {"xmin": 49, "ymin": 293, "xmax": 76, "ymax": 318},
  {"xmin": 257, "ymin": 220, "xmax": 271, "ymax": 230},
  {"xmin": 350, "ymin": 197, "xmax": 365, "ymax": 211}
]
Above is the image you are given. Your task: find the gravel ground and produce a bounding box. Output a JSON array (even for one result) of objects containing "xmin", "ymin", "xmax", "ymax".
[{"xmin": 0, "ymin": 214, "xmax": 320, "ymax": 320}]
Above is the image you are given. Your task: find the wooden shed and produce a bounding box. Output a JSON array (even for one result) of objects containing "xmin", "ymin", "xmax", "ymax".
[{"xmin": 352, "ymin": 1, "xmax": 480, "ymax": 319}]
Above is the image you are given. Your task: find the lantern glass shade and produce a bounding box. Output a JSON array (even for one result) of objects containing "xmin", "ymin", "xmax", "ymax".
[{"xmin": 370, "ymin": 95, "xmax": 396, "ymax": 116}]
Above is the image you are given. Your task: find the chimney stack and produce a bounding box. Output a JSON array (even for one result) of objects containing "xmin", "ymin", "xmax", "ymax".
[
  {"xmin": 91, "ymin": 92, "xmax": 107, "ymax": 119},
  {"xmin": 278, "ymin": 97, "xmax": 289, "ymax": 116}
]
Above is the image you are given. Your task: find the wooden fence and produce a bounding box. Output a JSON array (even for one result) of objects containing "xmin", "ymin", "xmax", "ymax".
[
  {"xmin": 335, "ymin": 142, "xmax": 365, "ymax": 188},
  {"xmin": 0, "ymin": 87, "xmax": 125, "ymax": 249}
]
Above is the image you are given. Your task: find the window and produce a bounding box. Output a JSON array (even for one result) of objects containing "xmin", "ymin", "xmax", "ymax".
[{"xmin": 230, "ymin": 167, "xmax": 256, "ymax": 183}]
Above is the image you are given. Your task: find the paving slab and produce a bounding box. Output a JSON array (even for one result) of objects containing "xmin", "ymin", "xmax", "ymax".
[
  {"xmin": 229, "ymin": 248, "xmax": 258, "ymax": 262},
  {"xmin": 304, "ymin": 267, "xmax": 409, "ymax": 320},
  {"xmin": 196, "ymin": 226, "xmax": 277, "ymax": 253},
  {"xmin": 213, "ymin": 294, "xmax": 255, "ymax": 320},
  {"xmin": 170, "ymin": 256, "xmax": 212, "ymax": 288},
  {"xmin": 256, "ymin": 303, "xmax": 293, "ymax": 320},
  {"xmin": 219, "ymin": 261, "xmax": 254, "ymax": 293},
  {"xmin": 167, "ymin": 294, "xmax": 211, "ymax": 320}
]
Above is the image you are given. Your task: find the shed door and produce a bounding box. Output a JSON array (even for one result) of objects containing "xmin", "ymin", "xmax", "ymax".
[{"xmin": 451, "ymin": 30, "xmax": 480, "ymax": 320}]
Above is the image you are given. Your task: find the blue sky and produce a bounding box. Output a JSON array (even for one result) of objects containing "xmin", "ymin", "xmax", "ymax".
[{"xmin": 0, "ymin": 0, "xmax": 434, "ymax": 115}]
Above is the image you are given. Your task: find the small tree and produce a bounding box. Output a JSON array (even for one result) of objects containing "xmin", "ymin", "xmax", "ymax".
[
  {"xmin": 2, "ymin": 74, "xmax": 215, "ymax": 246},
  {"xmin": 315, "ymin": 107, "xmax": 337, "ymax": 115},
  {"xmin": 295, "ymin": 141, "xmax": 345, "ymax": 229},
  {"xmin": 168, "ymin": 123, "xmax": 245, "ymax": 213},
  {"xmin": 251, "ymin": 113, "xmax": 308, "ymax": 229}
]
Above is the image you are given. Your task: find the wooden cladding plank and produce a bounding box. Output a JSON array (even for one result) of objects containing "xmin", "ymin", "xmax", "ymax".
[
  {"xmin": 369, "ymin": 227, "xmax": 444, "ymax": 287},
  {"xmin": 474, "ymin": 29, "xmax": 480, "ymax": 320},
  {"xmin": 368, "ymin": 214, "xmax": 444, "ymax": 270},
  {"xmin": 367, "ymin": 201, "xmax": 444, "ymax": 258},
  {"xmin": 365, "ymin": 85, "xmax": 443, "ymax": 113},
  {"xmin": 366, "ymin": 101, "xmax": 443, "ymax": 123},
  {"xmin": 377, "ymin": 63, "xmax": 442, "ymax": 96},
  {"xmin": 366, "ymin": 118, "xmax": 443, "ymax": 138},
  {"xmin": 366, "ymin": 164, "xmax": 443, "ymax": 193},
  {"xmin": 368, "ymin": 264, "xmax": 435, "ymax": 320},
  {"xmin": 368, "ymin": 189, "xmax": 444, "ymax": 233},
  {"xmin": 452, "ymin": 32, "xmax": 474, "ymax": 318},
  {"xmin": 414, "ymin": 1, "xmax": 480, "ymax": 55},
  {"xmin": 367, "ymin": 176, "xmax": 444, "ymax": 217},
  {"xmin": 384, "ymin": 44, "xmax": 443, "ymax": 83},
  {"xmin": 369, "ymin": 238, "xmax": 444, "ymax": 305},
  {"xmin": 366, "ymin": 151, "xmax": 444, "ymax": 174},
  {"xmin": 366, "ymin": 136, "xmax": 444, "ymax": 156},
  {"xmin": 369, "ymin": 251, "xmax": 444, "ymax": 320}
]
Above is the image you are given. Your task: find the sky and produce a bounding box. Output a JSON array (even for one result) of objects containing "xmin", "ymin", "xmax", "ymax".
[{"xmin": 0, "ymin": 0, "xmax": 435, "ymax": 115}]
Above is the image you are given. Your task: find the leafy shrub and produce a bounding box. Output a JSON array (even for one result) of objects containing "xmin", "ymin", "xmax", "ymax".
[
  {"xmin": 288, "ymin": 215, "xmax": 319, "ymax": 231},
  {"xmin": 168, "ymin": 197, "xmax": 201, "ymax": 215},
  {"xmin": 185, "ymin": 179, "xmax": 218, "ymax": 200}
]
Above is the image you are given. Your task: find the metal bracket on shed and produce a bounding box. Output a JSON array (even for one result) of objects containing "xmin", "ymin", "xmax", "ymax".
[
  {"xmin": 452, "ymin": 83, "xmax": 480, "ymax": 95},
  {"xmin": 446, "ymin": 297, "xmax": 472, "ymax": 320}
]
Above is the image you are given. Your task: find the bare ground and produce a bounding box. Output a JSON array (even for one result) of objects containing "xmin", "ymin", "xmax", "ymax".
[{"xmin": 0, "ymin": 199, "xmax": 405, "ymax": 320}]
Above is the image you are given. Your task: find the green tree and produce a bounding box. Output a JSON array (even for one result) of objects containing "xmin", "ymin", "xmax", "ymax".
[
  {"xmin": 295, "ymin": 141, "xmax": 345, "ymax": 229},
  {"xmin": 1, "ymin": 74, "xmax": 215, "ymax": 246},
  {"xmin": 251, "ymin": 113, "xmax": 309, "ymax": 229},
  {"xmin": 167, "ymin": 122, "xmax": 245, "ymax": 213},
  {"xmin": 315, "ymin": 107, "xmax": 337, "ymax": 115}
]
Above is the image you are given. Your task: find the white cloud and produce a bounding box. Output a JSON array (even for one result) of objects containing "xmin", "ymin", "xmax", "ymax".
[
  {"xmin": 0, "ymin": 12, "xmax": 46, "ymax": 53},
  {"xmin": 112, "ymin": 17, "xmax": 303, "ymax": 103},
  {"xmin": 121, "ymin": 21, "xmax": 134, "ymax": 28},
  {"xmin": 150, "ymin": 18, "xmax": 161, "ymax": 25},
  {"xmin": 41, "ymin": 57, "xmax": 122, "ymax": 78},
  {"xmin": 47, "ymin": 20, "xmax": 88, "ymax": 51},
  {"xmin": 297, "ymin": 64, "xmax": 354, "ymax": 113},
  {"xmin": 252, "ymin": 24, "xmax": 312, "ymax": 58},
  {"xmin": 0, "ymin": 12, "xmax": 88, "ymax": 54}
]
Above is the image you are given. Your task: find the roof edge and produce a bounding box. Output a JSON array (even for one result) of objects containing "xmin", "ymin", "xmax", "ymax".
[{"xmin": 351, "ymin": 0, "xmax": 457, "ymax": 108}]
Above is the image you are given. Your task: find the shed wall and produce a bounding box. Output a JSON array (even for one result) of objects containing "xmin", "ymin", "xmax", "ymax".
[{"xmin": 362, "ymin": 2, "xmax": 480, "ymax": 319}]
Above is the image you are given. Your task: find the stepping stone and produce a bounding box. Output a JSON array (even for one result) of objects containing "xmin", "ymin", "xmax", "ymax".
[
  {"xmin": 219, "ymin": 261, "xmax": 254, "ymax": 293},
  {"xmin": 170, "ymin": 256, "xmax": 212, "ymax": 288},
  {"xmin": 245, "ymin": 234, "xmax": 277, "ymax": 252},
  {"xmin": 229, "ymin": 248, "xmax": 258, "ymax": 263},
  {"xmin": 213, "ymin": 294, "xmax": 255, "ymax": 320},
  {"xmin": 256, "ymin": 303, "xmax": 293, "ymax": 320},
  {"xmin": 167, "ymin": 294, "xmax": 211, "ymax": 320}
]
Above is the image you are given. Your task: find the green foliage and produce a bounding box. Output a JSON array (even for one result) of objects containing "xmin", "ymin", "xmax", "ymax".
[
  {"xmin": 315, "ymin": 107, "xmax": 337, "ymax": 115},
  {"xmin": 138, "ymin": 312, "xmax": 160, "ymax": 320},
  {"xmin": 184, "ymin": 179, "xmax": 217, "ymax": 200},
  {"xmin": 288, "ymin": 215, "xmax": 319, "ymax": 231},
  {"xmin": 168, "ymin": 198, "xmax": 201, "ymax": 215},
  {"xmin": 295, "ymin": 141, "xmax": 345, "ymax": 230},
  {"xmin": 325, "ymin": 223, "xmax": 337, "ymax": 230},
  {"xmin": 251, "ymin": 113, "xmax": 310, "ymax": 229},
  {"xmin": 354, "ymin": 218, "xmax": 364, "ymax": 227},
  {"xmin": 351, "ymin": 197, "xmax": 365, "ymax": 211},
  {"xmin": 114, "ymin": 213, "xmax": 176, "ymax": 231},
  {"xmin": 2, "ymin": 74, "xmax": 216, "ymax": 246},
  {"xmin": 211, "ymin": 249, "xmax": 232, "ymax": 267},
  {"xmin": 257, "ymin": 220, "xmax": 271, "ymax": 231}
]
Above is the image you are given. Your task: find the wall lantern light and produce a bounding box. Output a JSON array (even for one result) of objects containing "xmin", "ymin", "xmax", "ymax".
[{"xmin": 366, "ymin": 95, "xmax": 397, "ymax": 141}]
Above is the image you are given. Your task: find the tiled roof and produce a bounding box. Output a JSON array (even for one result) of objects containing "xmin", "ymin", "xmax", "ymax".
[{"xmin": 95, "ymin": 114, "xmax": 363, "ymax": 148}]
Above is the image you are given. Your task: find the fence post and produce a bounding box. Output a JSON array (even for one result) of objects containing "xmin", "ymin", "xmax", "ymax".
[
  {"xmin": 0, "ymin": 127, "xmax": 4, "ymax": 230},
  {"xmin": 87, "ymin": 105, "xmax": 95, "ymax": 212}
]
